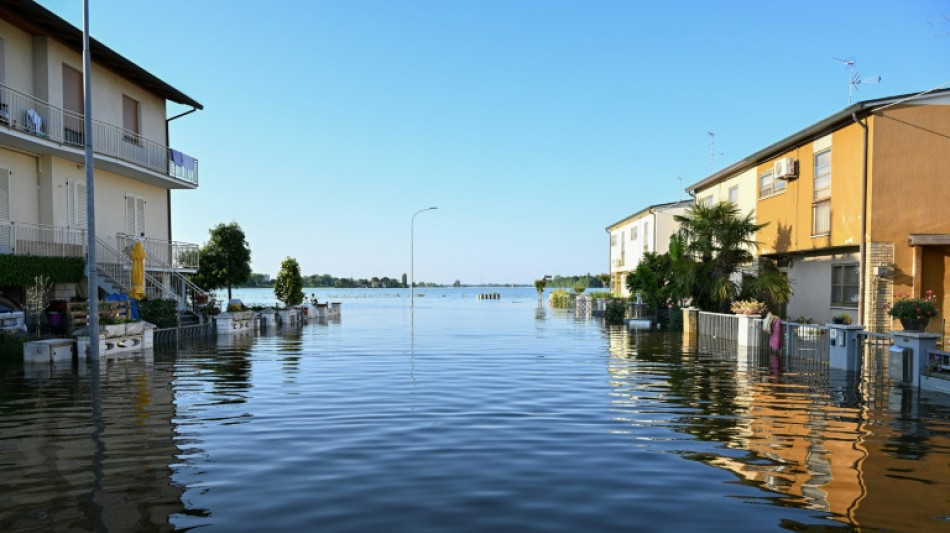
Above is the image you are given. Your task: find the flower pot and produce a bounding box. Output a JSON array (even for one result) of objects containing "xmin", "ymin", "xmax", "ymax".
[{"xmin": 899, "ymin": 318, "xmax": 930, "ymax": 332}]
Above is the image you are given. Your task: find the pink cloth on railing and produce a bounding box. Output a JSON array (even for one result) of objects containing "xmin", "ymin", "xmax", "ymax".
[{"xmin": 769, "ymin": 318, "xmax": 784, "ymax": 350}]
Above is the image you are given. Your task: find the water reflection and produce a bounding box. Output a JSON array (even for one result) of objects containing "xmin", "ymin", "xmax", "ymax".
[
  {"xmin": 606, "ymin": 327, "xmax": 950, "ymax": 530},
  {"xmin": 0, "ymin": 353, "xmax": 186, "ymax": 531}
]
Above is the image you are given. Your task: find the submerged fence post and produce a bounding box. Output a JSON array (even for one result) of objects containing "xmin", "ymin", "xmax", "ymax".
[{"xmin": 828, "ymin": 324, "xmax": 864, "ymax": 371}]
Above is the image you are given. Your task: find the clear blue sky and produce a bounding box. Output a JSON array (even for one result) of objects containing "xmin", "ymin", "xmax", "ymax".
[{"xmin": 40, "ymin": 0, "xmax": 950, "ymax": 284}]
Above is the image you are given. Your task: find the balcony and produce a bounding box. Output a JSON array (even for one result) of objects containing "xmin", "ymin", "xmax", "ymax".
[
  {"xmin": 0, "ymin": 83, "xmax": 198, "ymax": 187},
  {"xmin": 0, "ymin": 222, "xmax": 199, "ymax": 272}
]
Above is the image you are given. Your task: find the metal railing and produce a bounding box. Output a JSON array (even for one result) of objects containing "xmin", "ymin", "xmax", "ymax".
[
  {"xmin": 697, "ymin": 311, "xmax": 739, "ymax": 341},
  {"xmin": 95, "ymin": 236, "xmax": 179, "ymax": 303},
  {"xmin": 0, "ymin": 221, "xmax": 87, "ymax": 257},
  {"xmin": 115, "ymin": 233, "xmax": 199, "ymax": 270},
  {"xmin": 0, "ymin": 83, "xmax": 198, "ymax": 185},
  {"xmin": 115, "ymin": 233, "xmax": 206, "ymax": 311}
]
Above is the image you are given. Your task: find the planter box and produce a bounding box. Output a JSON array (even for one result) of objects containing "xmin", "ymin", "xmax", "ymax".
[
  {"xmin": 23, "ymin": 339, "xmax": 75, "ymax": 363},
  {"xmin": 216, "ymin": 311, "xmax": 257, "ymax": 334},
  {"xmin": 76, "ymin": 327, "xmax": 154, "ymax": 359}
]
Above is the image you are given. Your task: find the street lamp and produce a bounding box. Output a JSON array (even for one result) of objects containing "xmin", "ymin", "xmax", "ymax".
[{"xmin": 411, "ymin": 207, "xmax": 438, "ymax": 308}]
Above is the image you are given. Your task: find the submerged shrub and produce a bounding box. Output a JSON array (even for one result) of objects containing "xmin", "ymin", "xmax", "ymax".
[
  {"xmin": 549, "ymin": 289, "xmax": 572, "ymax": 309},
  {"xmin": 605, "ymin": 299, "xmax": 626, "ymax": 326}
]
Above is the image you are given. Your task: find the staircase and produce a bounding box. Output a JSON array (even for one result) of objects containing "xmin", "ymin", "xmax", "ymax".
[{"xmin": 92, "ymin": 237, "xmax": 207, "ymax": 318}]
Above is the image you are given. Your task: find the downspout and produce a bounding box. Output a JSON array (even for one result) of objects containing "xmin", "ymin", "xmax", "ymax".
[
  {"xmin": 852, "ymin": 111, "xmax": 869, "ymax": 326},
  {"xmin": 164, "ymin": 106, "xmax": 198, "ymax": 244}
]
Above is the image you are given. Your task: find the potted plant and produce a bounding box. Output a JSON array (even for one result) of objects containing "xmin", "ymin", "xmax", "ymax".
[
  {"xmin": 832, "ymin": 313, "xmax": 851, "ymax": 325},
  {"xmin": 730, "ymin": 299, "xmax": 766, "ymax": 316},
  {"xmin": 886, "ymin": 290, "xmax": 938, "ymax": 331}
]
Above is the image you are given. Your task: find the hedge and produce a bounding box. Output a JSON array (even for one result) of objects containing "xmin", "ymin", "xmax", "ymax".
[
  {"xmin": 0, "ymin": 255, "xmax": 85, "ymax": 285},
  {"xmin": 137, "ymin": 299, "xmax": 179, "ymax": 329}
]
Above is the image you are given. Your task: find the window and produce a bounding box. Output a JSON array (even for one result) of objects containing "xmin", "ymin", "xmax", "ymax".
[
  {"xmin": 122, "ymin": 95, "xmax": 140, "ymax": 143},
  {"xmin": 699, "ymin": 195, "xmax": 713, "ymax": 206},
  {"xmin": 125, "ymin": 194, "xmax": 146, "ymax": 236},
  {"xmin": 610, "ymin": 234, "xmax": 617, "ymax": 247},
  {"xmin": 728, "ymin": 186, "xmax": 739, "ymax": 204},
  {"xmin": 812, "ymin": 200, "xmax": 830, "ymax": 236},
  {"xmin": 630, "ymin": 226, "xmax": 638, "ymax": 240},
  {"xmin": 814, "ymin": 149, "xmax": 831, "ymax": 200},
  {"xmin": 759, "ymin": 169, "xmax": 786, "ymax": 198},
  {"xmin": 643, "ymin": 222, "xmax": 650, "ymax": 252},
  {"xmin": 620, "ymin": 231, "xmax": 625, "ymax": 252},
  {"xmin": 831, "ymin": 265, "xmax": 859, "ymax": 307}
]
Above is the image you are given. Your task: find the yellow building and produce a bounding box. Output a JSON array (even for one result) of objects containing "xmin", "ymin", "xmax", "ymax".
[{"xmin": 688, "ymin": 89, "xmax": 950, "ymax": 334}]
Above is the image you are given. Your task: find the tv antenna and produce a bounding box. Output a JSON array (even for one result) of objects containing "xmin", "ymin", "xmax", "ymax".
[{"xmin": 833, "ymin": 57, "xmax": 881, "ymax": 104}]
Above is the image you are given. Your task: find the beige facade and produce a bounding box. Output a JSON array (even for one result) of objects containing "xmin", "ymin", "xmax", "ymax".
[{"xmin": 0, "ymin": 0, "xmax": 202, "ymax": 302}]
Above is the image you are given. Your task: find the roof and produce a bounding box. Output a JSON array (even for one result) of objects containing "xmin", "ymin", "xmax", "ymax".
[
  {"xmin": 685, "ymin": 87, "xmax": 950, "ymax": 194},
  {"xmin": 0, "ymin": 0, "xmax": 203, "ymax": 110},
  {"xmin": 605, "ymin": 199, "xmax": 693, "ymax": 231}
]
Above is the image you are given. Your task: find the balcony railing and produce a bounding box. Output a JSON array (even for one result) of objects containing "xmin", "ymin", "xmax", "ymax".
[
  {"xmin": 115, "ymin": 233, "xmax": 199, "ymax": 270},
  {"xmin": 0, "ymin": 221, "xmax": 87, "ymax": 257},
  {"xmin": 0, "ymin": 83, "xmax": 198, "ymax": 186}
]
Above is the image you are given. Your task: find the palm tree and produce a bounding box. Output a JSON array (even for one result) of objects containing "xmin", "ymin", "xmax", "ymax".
[{"xmin": 673, "ymin": 201, "xmax": 772, "ymax": 313}]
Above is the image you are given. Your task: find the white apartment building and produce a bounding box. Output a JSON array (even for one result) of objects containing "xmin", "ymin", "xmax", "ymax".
[
  {"xmin": 0, "ymin": 0, "xmax": 203, "ymax": 307},
  {"xmin": 606, "ymin": 200, "xmax": 693, "ymax": 297}
]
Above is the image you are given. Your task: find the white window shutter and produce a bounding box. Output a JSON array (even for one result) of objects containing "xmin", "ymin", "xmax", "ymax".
[
  {"xmin": 0, "ymin": 168, "xmax": 10, "ymax": 222},
  {"xmin": 135, "ymin": 197, "xmax": 146, "ymax": 236},
  {"xmin": 75, "ymin": 183, "xmax": 87, "ymax": 228},
  {"xmin": 125, "ymin": 196, "xmax": 135, "ymax": 235}
]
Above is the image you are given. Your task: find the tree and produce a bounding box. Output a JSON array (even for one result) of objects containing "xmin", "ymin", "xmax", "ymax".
[
  {"xmin": 402, "ymin": 273, "xmax": 408, "ymax": 287},
  {"xmin": 192, "ymin": 222, "xmax": 252, "ymax": 301},
  {"xmin": 673, "ymin": 201, "xmax": 786, "ymax": 313},
  {"xmin": 274, "ymin": 257, "xmax": 304, "ymax": 307},
  {"xmin": 598, "ymin": 273, "xmax": 611, "ymax": 292}
]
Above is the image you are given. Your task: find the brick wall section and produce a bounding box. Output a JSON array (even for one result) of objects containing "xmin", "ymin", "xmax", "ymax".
[{"xmin": 865, "ymin": 241, "xmax": 894, "ymax": 333}]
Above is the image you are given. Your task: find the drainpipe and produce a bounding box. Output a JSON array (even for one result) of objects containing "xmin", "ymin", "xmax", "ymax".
[
  {"xmin": 853, "ymin": 111, "xmax": 869, "ymax": 326},
  {"xmin": 605, "ymin": 227, "xmax": 613, "ymax": 293}
]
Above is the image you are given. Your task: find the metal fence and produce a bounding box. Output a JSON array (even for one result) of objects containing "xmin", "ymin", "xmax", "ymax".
[
  {"xmin": 783, "ymin": 322, "xmax": 830, "ymax": 376},
  {"xmin": 697, "ymin": 311, "xmax": 740, "ymax": 341},
  {"xmin": 153, "ymin": 322, "xmax": 214, "ymax": 347}
]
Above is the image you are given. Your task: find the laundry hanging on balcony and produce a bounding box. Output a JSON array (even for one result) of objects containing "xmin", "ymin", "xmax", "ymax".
[{"xmin": 129, "ymin": 240, "xmax": 147, "ymax": 300}]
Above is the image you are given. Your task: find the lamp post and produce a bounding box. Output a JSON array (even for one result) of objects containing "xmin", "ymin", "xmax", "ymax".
[{"xmin": 411, "ymin": 207, "xmax": 437, "ymax": 308}]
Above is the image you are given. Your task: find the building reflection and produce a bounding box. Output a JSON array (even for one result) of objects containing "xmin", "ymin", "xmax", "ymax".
[
  {"xmin": 606, "ymin": 328, "xmax": 950, "ymax": 530},
  {"xmin": 0, "ymin": 353, "xmax": 187, "ymax": 531}
]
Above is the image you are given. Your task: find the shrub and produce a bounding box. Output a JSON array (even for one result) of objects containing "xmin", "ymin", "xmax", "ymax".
[
  {"xmin": 549, "ymin": 289, "xmax": 572, "ymax": 309},
  {"xmin": 604, "ymin": 298, "xmax": 626, "ymax": 325},
  {"xmin": 137, "ymin": 299, "xmax": 179, "ymax": 328},
  {"xmin": 588, "ymin": 291, "xmax": 612, "ymax": 300}
]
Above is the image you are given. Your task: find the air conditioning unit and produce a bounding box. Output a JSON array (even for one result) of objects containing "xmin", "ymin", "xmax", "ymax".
[{"xmin": 774, "ymin": 157, "xmax": 797, "ymax": 180}]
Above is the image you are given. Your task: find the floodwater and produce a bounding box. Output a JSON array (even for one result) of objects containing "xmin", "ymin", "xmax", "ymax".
[{"xmin": 1, "ymin": 288, "xmax": 948, "ymax": 532}]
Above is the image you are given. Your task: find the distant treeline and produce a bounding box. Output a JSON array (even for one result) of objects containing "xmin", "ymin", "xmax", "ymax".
[
  {"xmin": 546, "ymin": 274, "xmax": 608, "ymax": 289},
  {"xmin": 243, "ymin": 273, "xmax": 409, "ymax": 289},
  {"xmin": 241, "ymin": 273, "xmax": 531, "ymax": 289}
]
